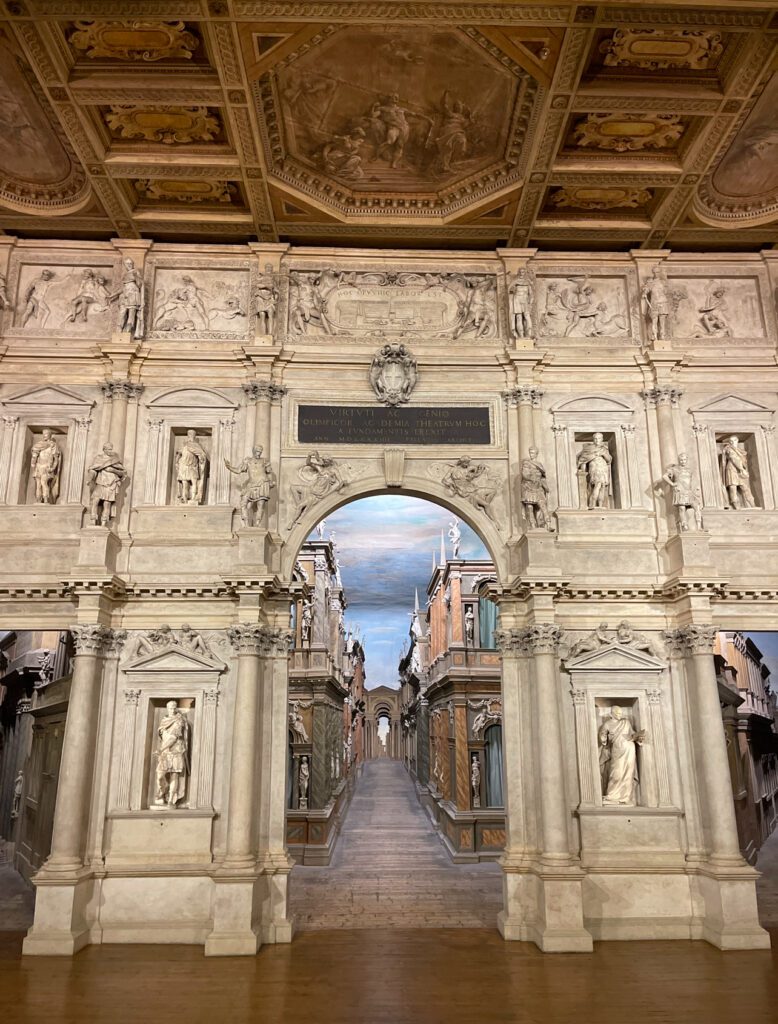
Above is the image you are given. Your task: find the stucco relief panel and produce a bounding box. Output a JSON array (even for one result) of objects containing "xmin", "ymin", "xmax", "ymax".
[
  {"xmin": 535, "ymin": 271, "xmax": 635, "ymax": 341},
  {"xmin": 8, "ymin": 257, "xmax": 117, "ymax": 336},
  {"xmin": 146, "ymin": 260, "xmax": 253, "ymax": 341}
]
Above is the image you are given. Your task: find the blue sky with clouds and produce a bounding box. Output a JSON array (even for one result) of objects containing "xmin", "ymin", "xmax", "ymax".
[{"xmin": 308, "ymin": 495, "xmax": 488, "ymax": 689}]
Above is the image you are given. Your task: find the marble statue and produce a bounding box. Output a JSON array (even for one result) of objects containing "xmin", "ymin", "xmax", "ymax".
[
  {"xmin": 520, "ymin": 447, "xmax": 550, "ymax": 530},
  {"xmin": 568, "ymin": 623, "xmax": 610, "ymax": 659},
  {"xmin": 154, "ymin": 700, "xmax": 190, "ymax": 808},
  {"xmin": 225, "ymin": 444, "xmax": 276, "ymax": 527},
  {"xmin": 300, "ymin": 599, "xmax": 313, "ymax": 644},
  {"xmin": 175, "ymin": 430, "xmax": 208, "ymax": 505},
  {"xmin": 134, "ymin": 624, "xmax": 177, "ymax": 657},
  {"xmin": 441, "ymin": 456, "xmax": 498, "ymax": 522},
  {"xmin": 88, "ymin": 442, "xmax": 126, "ymax": 526},
  {"xmin": 642, "ymin": 264, "xmax": 671, "ymax": 342},
  {"xmin": 298, "ymin": 756, "xmax": 310, "ymax": 809},
  {"xmin": 509, "ymin": 268, "xmax": 534, "ymax": 338},
  {"xmin": 110, "ymin": 257, "xmax": 144, "ymax": 338},
  {"xmin": 663, "ymin": 453, "xmax": 703, "ymax": 531},
  {"xmin": 10, "ymin": 770, "xmax": 23, "ymax": 819},
  {"xmin": 37, "ymin": 649, "xmax": 53, "ymax": 686},
  {"xmin": 179, "ymin": 624, "xmax": 209, "ymax": 656},
  {"xmin": 615, "ymin": 620, "xmax": 661, "ymax": 658},
  {"xmin": 369, "ymin": 342, "xmax": 418, "ymax": 406},
  {"xmin": 289, "ymin": 702, "xmax": 310, "ymax": 743},
  {"xmin": 288, "ymin": 451, "xmax": 346, "ymax": 529},
  {"xmin": 65, "ymin": 269, "xmax": 110, "ymax": 324},
  {"xmin": 22, "ymin": 269, "xmax": 55, "ymax": 328},
  {"xmin": 316, "ymin": 518, "xmax": 326, "ymax": 539},
  {"xmin": 470, "ymin": 698, "xmax": 501, "ymax": 740},
  {"xmin": 577, "ymin": 433, "xmax": 612, "ymax": 509},
  {"xmin": 464, "ymin": 606, "xmax": 475, "ymax": 646},
  {"xmin": 254, "ymin": 265, "xmax": 278, "ymax": 335},
  {"xmin": 720, "ymin": 435, "xmax": 756, "ymax": 509},
  {"xmin": 471, "ymin": 753, "xmax": 481, "ymax": 809},
  {"xmin": 448, "ymin": 516, "xmax": 461, "ymax": 558},
  {"xmin": 599, "ymin": 705, "xmax": 645, "ymax": 806},
  {"xmin": 30, "ymin": 428, "xmax": 62, "ymax": 504}
]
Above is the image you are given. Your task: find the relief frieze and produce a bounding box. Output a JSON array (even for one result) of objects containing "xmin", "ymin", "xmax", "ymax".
[{"xmin": 147, "ymin": 261, "xmax": 253, "ymax": 340}]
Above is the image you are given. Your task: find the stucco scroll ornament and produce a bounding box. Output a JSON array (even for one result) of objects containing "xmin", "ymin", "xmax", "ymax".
[
  {"xmin": 87, "ymin": 442, "xmax": 127, "ymax": 526},
  {"xmin": 468, "ymin": 698, "xmax": 502, "ymax": 740},
  {"xmin": 369, "ymin": 343, "xmax": 418, "ymax": 406},
  {"xmin": 439, "ymin": 456, "xmax": 500, "ymax": 523},
  {"xmin": 225, "ymin": 445, "xmax": 276, "ymax": 527},
  {"xmin": 287, "ymin": 451, "xmax": 349, "ymax": 529},
  {"xmin": 69, "ymin": 21, "xmax": 199, "ymax": 62},
  {"xmin": 105, "ymin": 106, "xmax": 220, "ymax": 145}
]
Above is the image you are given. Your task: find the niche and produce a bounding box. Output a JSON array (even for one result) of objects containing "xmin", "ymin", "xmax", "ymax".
[
  {"xmin": 715, "ymin": 432, "xmax": 763, "ymax": 509},
  {"xmin": 21, "ymin": 424, "xmax": 70, "ymax": 505},
  {"xmin": 143, "ymin": 696, "xmax": 196, "ymax": 810},
  {"xmin": 574, "ymin": 431, "xmax": 621, "ymax": 509},
  {"xmin": 594, "ymin": 696, "xmax": 644, "ymax": 806},
  {"xmin": 167, "ymin": 427, "xmax": 213, "ymax": 506}
]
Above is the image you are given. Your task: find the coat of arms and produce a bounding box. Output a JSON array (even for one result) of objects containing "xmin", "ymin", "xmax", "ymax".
[{"xmin": 369, "ymin": 343, "xmax": 418, "ymax": 406}]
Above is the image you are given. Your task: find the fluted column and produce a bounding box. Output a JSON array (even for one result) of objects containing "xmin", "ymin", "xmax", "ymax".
[
  {"xmin": 524, "ymin": 623, "xmax": 570, "ymax": 862},
  {"xmin": 65, "ymin": 415, "xmax": 92, "ymax": 504},
  {"xmin": 223, "ymin": 624, "xmax": 266, "ymax": 869},
  {"xmin": 0, "ymin": 415, "xmax": 19, "ymax": 503},
  {"xmin": 644, "ymin": 386, "xmax": 681, "ymax": 469},
  {"xmin": 666, "ymin": 626, "xmax": 743, "ymax": 864},
  {"xmin": 257, "ymin": 627, "xmax": 293, "ymax": 863},
  {"xmin": 102, "ymin": 380, "xmax": 144, "ymax": 455},
  {"xmin": 44, "ymin": 625, "xmax": 125, "ymax": 872}
]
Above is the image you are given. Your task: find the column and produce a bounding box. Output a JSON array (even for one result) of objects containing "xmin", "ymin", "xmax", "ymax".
[
  {"xmin": 103, "ymin": 381, "xmax": 143, "ymax": 454},
  {"xmin": 524, "ymin": 624, "xmax": 570, "ymax": 862},
  {"xmin": 571, "ymin": 689, "xmax": 597, "ymax": 806},
  {"xmin": 114, "ymin": 688, "xmax": 141, "ymax": 811},
  {"xmin": 454, "ymin": 703, "xmax": 470, "ymax": 810},
  {"xmin": 644, "ymin": 387, "xmax": 681, "ymax": 469},
  {"xmin": 417, "ymin": 697, "xmax": 430, "ymax": 785},
  {"xmin": 142, "ymin": 418, "xmax": 164, "ymax": 504},
  {"xmin": 0, "ymin": 415, "xmax": 19, "ymax": 503},
  {"xmin": 619, "ymin": 422, "xmax": 642, "ymax": 508},
  {"xmin": 692, "ymin": 423, "xmax": 721, "ymax": 508},
  {"xmin": 668, "ymin": 627, "xmax": 742, "ymax": 864},
  {"xmin": 195, "ymin": 690, "xmax": 219, "ymax": 810},
  {"xmin": 222, "ymin": 624, "xmax": 264, "ymax": 869},
  {"xmin": 552, "ymin": 424, "xmax": 573, "ymax": 507},
  {"xmin": 65, "ymin": 415, "xmax": 92, "ymax": 504},
  {"xmin": 255, "ymin": 381, "xmax": 273, "ymax": 452},
  {"xmin": 44, "ymin": 625, "xmax": 125, "ymax": 872}
]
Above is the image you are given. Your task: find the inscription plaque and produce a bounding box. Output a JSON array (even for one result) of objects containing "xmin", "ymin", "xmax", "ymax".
[{"xmin": 298, "ymin": 405, "xmax": 491, "ymax": 446}]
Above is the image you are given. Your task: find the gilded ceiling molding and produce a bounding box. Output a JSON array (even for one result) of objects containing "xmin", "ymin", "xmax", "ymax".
[
  {"xmin": 106, "ymin": 106, "xmax": 221, "ymax": 145},
  {"xmin": 68, "ymin": 20, "xmax": 199, "ymax": 62},
  {"xmin": 572, "ymin": 113, "xmax": 684, "ymax": 153},
  {"xmin": 548, "ymin": 186, "xmax": 651, "ymax": 211},
  {"xmin": 134, "ymin": 179, "xmax": 238, "ymax": 204},
  {"xmin": 599, "ymin": 29, "xmax": 723, "ymax": 71}
]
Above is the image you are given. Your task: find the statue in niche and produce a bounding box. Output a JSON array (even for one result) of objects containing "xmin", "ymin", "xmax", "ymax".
[
  {"xmin": 441, "ymin": 456, "xmax": 499, "ymax": 522},
  {"xmin": 615, "ymin": 620, "xmax": 661, "ymax": 658},
  {"xmin": 0, "ymin": 271, "xmax": 10, "ymax": 309},
  {"xmin": 520, "ymin": 447, "xmax": 551, "ymax": 530},
  {"xmin": 300, "ymin": 599, "xmax": 313, "ymax": 645},
  {"xmin": 87, "ymin": 442, "xmax": 127, "ymax": 526},
  {"xmin": 448, "ymin": 517, "xmax": 461, "ymax": 558},
  {"xmin": 298, "ymin": 756, "xmax": 310, "ymax": 809},
  {"xmin": 509, "ymin": 269, "xmax": 534, "ymax": 338},
  {"xmin": 288, "ymin": 451, "xmax": 347, "ymax": 529},
  {"xmin": 464, "ymin": 606, "xmax": 475, "ymax": 646},
  {"xmin": 642, "ymin": 264, "xmax": 671, "ymax": 342},
  {"xmin": 599, "ymin": 705, "xmax": 645, "ymax": 806},
  {"xmin": 696, "ymin": 283, "xmax": 731, "ymax": 338},
  {"xmin": 224, "ymin": 444, "xmax": 276, "ymax": 527},
  {"xmin": 10, "ymin": 770, "xmax": 23, "ymax": 819},
  {"xmin": 471, "ymin": 754, "xmax": 481, "ymax": 809},
  {"xmin": 663, "ymin": 453, "xmax": 703, "ymax": 531},
  {"xmin": 65, "ymin": 268, "xmax": 110, "ymax": 324},
  {"xmin": 175, "ymin": 429, "xmax": 208, "ymax": 505},
  {"xmin": 720, "ymin": 435, "xmax": 756, "ymax": 509},
  {"xmin": 30, "ymin": 428, "xmax": 62, "ymax": 504},
  {"xmin": 153, "ymin": 700, "xmax": 190, "ymax": 808},
  {"xmin": 568, "ymin": 623, "xmax": 610, "ymax": 659},
  {"xmin": 179, "ymin": 624, "xmax": 210, "ymax": 657},
  {"xmin": 22, "ymin": 269, "xmax": 55, "ymax": 328},
  {"xmin": 110, "ymin": 257, "xmax": 144, "ymax": 338},
  {"xmin": 289, "ymin": 701, "xmax": 311, "ymax": 743},
  {"xmin": 577, "ymin": 433, "xmax": 613, "ymax": 509},
  {"xmin": 253, "ymin": 265, "xmax": 278, "ymax": 335}
]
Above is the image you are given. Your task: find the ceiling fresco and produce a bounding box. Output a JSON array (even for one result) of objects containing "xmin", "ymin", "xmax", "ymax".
[{"xmin": 0, "ymin": 2, "xmax": 776, "ymax": 249}]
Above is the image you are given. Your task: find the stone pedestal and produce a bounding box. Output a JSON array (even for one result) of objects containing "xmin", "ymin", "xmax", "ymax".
[
  {"xmin": 77, "ymin": 526, "xmax": 121, "ymax": 572},
  {"xmin": 694, "ymin": 867, "xmax": 771, "ymax": 950},
  {"xmin": 515, "ymin": 530, "xmax": 559, "ymax": 574},
  {"xmin": 235, "ymin": 527, "xmax": 271, "ymax": 571},
  {"xmin": 497, "ymin": 867, "xmax": 593, "ymax": 952},
  {"xmin": 205, "ymin": 875, "xmax": 262, "ymax": 956},
  {"xmin": 661, "ymin": 531, "xmax": 713, "ymax": 576},
  {"xmin": 22, "ymin": 874, "xmax": 96, "ymax": 956}
]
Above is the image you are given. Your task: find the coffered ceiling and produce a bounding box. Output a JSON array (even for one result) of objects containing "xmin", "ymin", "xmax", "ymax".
[{"xmin": 1, "ymin": 1, "xmax": 777, "ymax": 250}]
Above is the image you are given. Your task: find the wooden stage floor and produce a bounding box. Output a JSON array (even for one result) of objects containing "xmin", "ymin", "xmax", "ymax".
[{"xmin": 1, "ymin": 927, "xmax": 776, "ymax": 1024}]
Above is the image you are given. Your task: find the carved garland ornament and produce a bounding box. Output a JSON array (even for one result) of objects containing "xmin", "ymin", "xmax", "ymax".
[
  {"xmin": 369, "ymin": 344, "xmax": 418, "ymax": 406},
  {"xmin": 69, "ymin": 21, "xmax": 199, "ymax": 63}
]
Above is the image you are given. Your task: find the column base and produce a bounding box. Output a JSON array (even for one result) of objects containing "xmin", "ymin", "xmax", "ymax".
[
  {"xmin": 77, "ymin": 526, "xmax": 121, "ymax": 572},
  {"xmin": 23, "ymin": 874, "xmax": 98, "ymax": 956},
  {"xmin": 259, "ymin": 858, "xmax": 295, "ymax": 944},
  {"xmin": 235, "ymin": 528, "xmax": 271, "ymax": 571},
  {"xmin": 498, "ymin": 862, "xmax": 594, "ymax": 952},
  {"xmin": 693, "ymin": 865, "xmax": 771, "ymax": 950},
  {"xmin": 204, "ymin": 875, "xmax": 263, "ymax": 957}
]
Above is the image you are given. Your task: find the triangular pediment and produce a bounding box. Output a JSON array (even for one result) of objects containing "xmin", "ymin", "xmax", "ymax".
[
  {"xmin": 693, "ymin": 393, "xmax": 772, "ymax": 414},
  {"xmin": 124, "ymin": 646, "xmax": 224, "ymax": 673},
  {"xmin": 566, "ymin": 642, "xmax": 664, "ymax": 671},
  {"xmin": 3, "ymin": 385, "xmax": 94, "ymax": 409}
]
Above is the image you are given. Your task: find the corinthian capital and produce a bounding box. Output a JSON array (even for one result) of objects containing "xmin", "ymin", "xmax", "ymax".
[
  {"xmin": 523, "ymin": 623, "xmax": 565, "ymax": 655},
  {"xmin": 663, "ymin": 625, "xmax": 717, "ymax": 655},
  {"xmin": 71, "ymin": 624, "xmax": 127, "ymax": 655},
  {"xmin": 227, "ymin": 623, "xmax": 293, "ymax": 656},
  {"xmin": 494, "ymin": 629, "xmax": 527, "ymax": 654}
]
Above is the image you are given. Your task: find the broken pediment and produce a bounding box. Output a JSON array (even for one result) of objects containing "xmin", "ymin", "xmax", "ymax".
[{"xmin": 565, "ymin": 641, "xmax": 665, "ymax": 672}]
